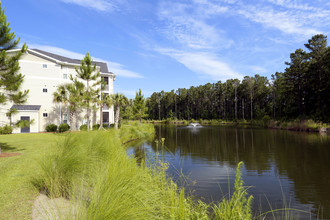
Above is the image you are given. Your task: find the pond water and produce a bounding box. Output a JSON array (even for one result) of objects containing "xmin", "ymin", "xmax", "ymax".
[{"xmin": 128, "ymin": 125, "xmax": 330, "ymax": 219}]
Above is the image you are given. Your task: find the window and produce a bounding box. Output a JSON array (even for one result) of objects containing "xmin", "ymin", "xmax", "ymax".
[
  {"xmin": 63, "ymin": 73, "xmax": 68, "ymax": 79},
  {"xmin": 43, "ymin": 64, "xmax": 48, "ymax": 68},
  {"xmin": 63, "ymin": 114, "xmax": 68, "ymax": 124},
  {"xmin": 43, "ymin": 113, "xmax": 48, "ymax": 118},
  {"xmin": 43, "ymin": 88, "xmax": 47, "ymax": 93}
]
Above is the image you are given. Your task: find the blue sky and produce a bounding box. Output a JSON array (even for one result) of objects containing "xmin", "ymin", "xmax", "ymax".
[{"xmin": 3, "ymin": 0, "xmax": 330, "ymax": 98}]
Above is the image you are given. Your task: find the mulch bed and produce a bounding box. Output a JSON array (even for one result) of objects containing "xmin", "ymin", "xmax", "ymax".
[{"xmin": 0, "ymin": 152, "xmax": 21, "ymax": 158}]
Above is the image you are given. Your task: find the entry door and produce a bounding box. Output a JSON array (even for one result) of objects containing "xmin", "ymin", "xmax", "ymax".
[{"xmin": 20, "ymin": 116, "xmax": 30, "ymax": 133}]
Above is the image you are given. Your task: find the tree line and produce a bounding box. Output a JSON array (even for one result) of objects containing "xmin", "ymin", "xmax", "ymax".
[{"xmin": 145, "ymin": 34, "xmax": 330, "ymax": 123}]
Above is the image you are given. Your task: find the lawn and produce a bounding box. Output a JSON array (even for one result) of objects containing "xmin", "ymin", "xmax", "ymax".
[{"xmin": 0, "ymin": 133, "xmax": 64, "ymax": 220}]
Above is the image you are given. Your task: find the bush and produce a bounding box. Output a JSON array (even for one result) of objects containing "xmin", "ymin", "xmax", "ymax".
[
  {"xmin": 262, "ymin": 115, "xmax": 271, "ymax": 127},
  {"xmin": 46, "ymin": 124, "xmax": 58, "ymax": 132},
  {"xmin": 0, "ymin": 125, "xmax": 13, "ymax": 134},
  {"xmin": 80, "ymin": 124, "xmax": 87, "ymax": 131},
  {"xmin": 93, "ymin": 124, "xmax": 100, "ymax": 130},
  {"xmin": 58, "ymin": 123, "xmax": 70, "ymax": 133}
]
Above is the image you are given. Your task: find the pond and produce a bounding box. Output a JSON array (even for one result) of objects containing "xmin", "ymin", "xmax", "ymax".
[{"xmin": 128, "ymin": 125, "xmax": 330, "ymax": 219}]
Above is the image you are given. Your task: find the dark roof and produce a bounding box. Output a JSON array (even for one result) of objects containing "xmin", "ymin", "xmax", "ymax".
[
  {"xmin": 11, "ymin": 105, "xmax": 41, "ymax": 111},
  {"xmin": 30, "ymin": 49, "xmax": 109, "ymax": 73}
]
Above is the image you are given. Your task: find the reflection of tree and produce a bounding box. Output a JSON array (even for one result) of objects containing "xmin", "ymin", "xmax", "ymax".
[
  {"xmin": 133, "ymin": 145, "xmax": 146, "ymax": 166},
  {"xmin": 150, "ymin": 126, "xmax": 330, "ymax": 218}
]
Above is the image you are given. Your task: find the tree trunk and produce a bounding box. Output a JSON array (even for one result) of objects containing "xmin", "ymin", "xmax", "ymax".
[
  {"xmin": 69, "ymin": 109, "xmax": 74, "ymax": 131},
  {"xmin": 250, "ymin": 95, "xmax": 253, "ymax": 120},
  {"xmin": 86, "ymin": 79, "xmax": 90, "ymax": 131},
  {"xmin": 99, "ymin": 104, "xmax": 103, "ymax": 130},
  {"xmin": 242, "ymin": 98, "xmax": 244, "ymax": 120},
  {"xmin": 115, "ymin": 105, "xmax": 120, "ymax": 129}
]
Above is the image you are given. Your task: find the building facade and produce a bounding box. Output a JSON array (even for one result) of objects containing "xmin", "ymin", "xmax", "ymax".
[{"xmin": 0, "ymin": 49, "xmax": 115, "ymax": 133}]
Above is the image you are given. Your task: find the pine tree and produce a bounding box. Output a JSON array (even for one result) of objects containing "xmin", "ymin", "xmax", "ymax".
[
  {"xmin": 75, "ymin": 52, "xmax": 101, "ymax": 131},
  {"xmin": 0, "ymin": 3, "xmax": 28, "ymax": 108}
]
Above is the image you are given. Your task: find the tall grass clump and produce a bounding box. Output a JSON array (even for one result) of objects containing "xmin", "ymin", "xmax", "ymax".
[
  {"xmin": 34, "ymin": 124, "xmax": 255, "ymax": 219},
  {"xmin": 213, "ymin": 161, "xmax": 253, "ymax": 219}
]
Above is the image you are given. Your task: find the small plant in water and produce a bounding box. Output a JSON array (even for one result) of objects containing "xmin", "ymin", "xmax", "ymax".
[{"xmin": 213, "ymin": 161, "xmax": 253, "ymax": 219}]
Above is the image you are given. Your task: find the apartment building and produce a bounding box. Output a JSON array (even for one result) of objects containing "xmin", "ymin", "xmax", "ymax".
[{"xmin": 0, "ymin": 49, "xmax": 115, "ymax": 133}]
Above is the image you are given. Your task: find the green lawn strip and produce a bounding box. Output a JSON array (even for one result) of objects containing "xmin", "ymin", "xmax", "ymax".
[{"xmin": 0, "ymin": 133, "xmax": 62, "ymax": 220}]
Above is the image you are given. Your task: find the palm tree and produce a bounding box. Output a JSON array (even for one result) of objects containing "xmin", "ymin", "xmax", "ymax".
[
  {"xmin": 106, "ymin": 93, "xmax": 128, "ymax": 129},
  {"xmin": 53, "ymin": 78, "xmax": 85, "ymax": 130},
  {"xmin": 53, "ymin": 85, "xmax": 67, "ymax": 124}
]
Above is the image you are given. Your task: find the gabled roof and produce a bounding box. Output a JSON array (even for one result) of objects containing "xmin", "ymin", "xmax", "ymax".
[
  {"xmin": 11, "ymin": 105, "xmax": 41, "ymax": 111},
  {"xmin": 29, "ymin": 49, "xmax": 110, "ymax": 73}
]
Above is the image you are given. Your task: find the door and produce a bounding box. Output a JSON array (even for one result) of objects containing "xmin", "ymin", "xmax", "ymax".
[{"xmin": 20, "ymin": 116, "xmax": 30, "ymax": 133}]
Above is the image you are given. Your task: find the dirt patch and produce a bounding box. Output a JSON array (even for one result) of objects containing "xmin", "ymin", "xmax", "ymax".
[
  {"xmin": 0, "ymin": 152, "xmax": 21, "ymax": 158},
  {"xmin": 32, "ymin": 194, "xmax": 78, "ymax": 220}
]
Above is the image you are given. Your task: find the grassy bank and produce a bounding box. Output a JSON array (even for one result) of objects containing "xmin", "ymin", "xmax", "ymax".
[
  {"xmin": 143, "ymin": 118, "xmax": 329, "ymax": 133},
  {"xmin": 1, "ymin": 123, "xmax": 255, "ymax": 219},
  {"xmin": 0, "ymin": 124, "xmax": 154, "ymax": 219}
]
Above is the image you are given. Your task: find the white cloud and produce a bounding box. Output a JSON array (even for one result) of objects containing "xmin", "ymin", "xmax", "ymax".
[
  {"xmin": 158, "ymin": 1, "xmax": 232, "ymax": 50},
  {"xmin": 249, "ymin": 66, "xmax": 268, "ymax": 74},
  {"xmin": 28, "ymin": 44, "xmax": 144, "ymax": 78},
  {"xmin": 237, "ymin": 5, "xmax": 321, "ymax": 38},
  {"xmin": 59, "ymin": 0, "xmax": 117, "ymax": 12},
  {"xmin": 107, "ymin": 62, "xmax": 144, "ymax": 78},
  {"xmin": 267, "ymin": 0, "xmax": 310, "ymax": 10},
  {"xmin": 157, "ymin": 48, "xmax": 243, "ymax": 81}
]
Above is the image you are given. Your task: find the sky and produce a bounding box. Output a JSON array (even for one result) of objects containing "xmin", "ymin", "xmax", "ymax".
[{"xmin": 3, "ymin": 0, "xmax": 330, "ymax": 98}]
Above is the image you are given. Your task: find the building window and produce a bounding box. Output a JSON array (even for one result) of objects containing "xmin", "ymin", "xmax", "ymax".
[
  {"xmin": 63, "ymin": 113, "xmax": 68, "ymax": 124},
  {"xmin": 43, "ymin": 64, "xmax": 48, "ymax": 68},
  {"xmin": 43, "ymin": 113, "xmax": 48, "ymax": 118},
  {"xmin": 43, "ymin": 88, "xmax": 47, "ymax": 93},
  {"xmin": 63, "ymin": 73, "xmax": 68, "ymax": 79}
]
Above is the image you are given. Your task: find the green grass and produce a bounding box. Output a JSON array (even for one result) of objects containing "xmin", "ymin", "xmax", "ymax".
[
  {"xmin": 0, "ymin": 133, "xmax": 62, "ymax": 219},
  {"xmin": 0, "ymin": 124, "xmax": 256, "ymax": 220}
]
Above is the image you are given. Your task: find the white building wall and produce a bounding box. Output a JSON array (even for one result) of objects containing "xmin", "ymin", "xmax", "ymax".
[{"xmin": 12, "ymin": 111, "xmax": 39, "ymax": 133}]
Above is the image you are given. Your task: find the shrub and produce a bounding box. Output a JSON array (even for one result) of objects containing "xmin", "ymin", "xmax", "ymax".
[
  {"xmin": 59, "ymin": 123, "xmax": 70, "ymax": 133},
  {"xmin": 80, "ymin": 124, "xmax": 87, "ymax": 131},
  {"xmin": 0, "ymin": 125, "xmax": 13, "ymax": 134},
  {"xmin": 46, "ymin": 124, "xmax": 58, "ymax": 132},
  {"xmin": 262, "ymin": 115, "xmax": 271, "ymax": 127},
  {"xmin": 93, "ymin": 124, "xmax": 100, "ymax": 130}
]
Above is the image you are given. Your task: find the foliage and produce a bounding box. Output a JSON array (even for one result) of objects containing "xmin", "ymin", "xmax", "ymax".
[
  {"xmin": 106, "ymin": 93, "xmax": 128, "ymax": 129},
  {"xmin": 213, "ymin": 162, "xmax": 253, "ymax": 219},
  {"xmin": 15, "ymin": 119, "xmax": 34, "ymax": 129},
  {"xmin": 133, "ymin": 89, "xmax": 148, "ymax": 123},
  {"xmin": 92, "ymin": 124, "xmax": 100, "ymax": 130},
  {"xmin": 53, "ymin": 77, "xmax": 85, "ymax": 130},
  {"xmin": 0, "ymin": 124, "xmax": 13, "ymax": 134},
  {"xmin": 45, "ymin": 124, "xmax": 57, "ymax": 132},
  {"xmin": 0, "ymin": 4, "xmax": 28, "ymax": 108},
  {"xmin": 146, "ymin": 34, "xmax": 330, "ymax": 123},
  {"xmin": 74, "ymin": 53, "xmax": 102, "ymax": 131},
  {"xmin": 58, "ymin": 123, "xmax": 70, "ymax": 133},
  {"xmin": 80, "ymin": 124, "xmax": 87, "ymax": 131}
]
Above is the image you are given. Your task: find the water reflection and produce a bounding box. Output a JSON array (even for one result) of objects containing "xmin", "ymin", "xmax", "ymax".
[{"xmin": 130, "ymin": 125, "xmax": 330, "ymax": 219}]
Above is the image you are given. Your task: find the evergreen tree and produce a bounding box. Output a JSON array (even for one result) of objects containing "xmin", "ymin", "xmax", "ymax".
[
  {"xmin": 0, "ymin": 4, "xmax": 28, "ymax": 109},
  {"xmin": 75, "ymin": 53, "xmax": 102, "ymax": 131}
]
